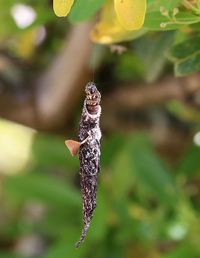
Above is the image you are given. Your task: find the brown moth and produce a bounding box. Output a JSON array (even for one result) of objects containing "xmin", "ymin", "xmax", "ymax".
[{"xmin": 65, "ymin": 82, "xmax": 101, "ymax": 249}]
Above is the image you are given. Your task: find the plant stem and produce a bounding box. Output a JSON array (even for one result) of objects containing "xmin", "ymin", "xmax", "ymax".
[
  {"xmin": 182, "ymin": 0, "xmax": 199, "ymax": 12},
  {"xmin": 196, "ymin": 0, "xmax": 200, "ymax": 14}
]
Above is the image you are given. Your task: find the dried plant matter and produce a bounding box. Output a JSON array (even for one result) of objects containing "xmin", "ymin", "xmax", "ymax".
[{"xmin": 65, "ymin": 82, "xmax": 101, "ymax": 248}]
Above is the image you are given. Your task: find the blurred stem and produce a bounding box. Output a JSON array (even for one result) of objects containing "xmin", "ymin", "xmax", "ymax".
[
  {"xmin": 196, "ymin": 0, "xmax": 200, "ymax": 13},
  {"xmin": 103, "ymin": 73, "xmax": 200, "ymax": 111},
  {"xmin": 182, "ymin": 0, "xmax": 199, "ymax": 12},
  {"xmin": 36, "ymin": 21, "xmax": 94, "ymax": 129}
]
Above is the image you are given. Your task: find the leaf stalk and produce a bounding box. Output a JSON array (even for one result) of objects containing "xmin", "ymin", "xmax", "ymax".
[
  {"xmin": 195, "ymin": 0, "xmax": 200, "ymax": 14},
  {"xmin": 182, "ymin": 0, "xmax": 199, "ymax": 12}
]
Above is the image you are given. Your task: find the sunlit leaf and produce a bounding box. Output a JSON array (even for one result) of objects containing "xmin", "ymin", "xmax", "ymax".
[
  {"xmin": 91, "ymin": 0, "xmax": 148, "ymax": 44},
  {"xmin": 53, "ymin": 0, "xmax": 74, "ymax": 17},
  {"xmin": 0, "ymin": 119, "xmax": 36, "ymax": 175},
  {"xmin": 114, "ymin": 0, "xmax": 146, "ymax": 30}
]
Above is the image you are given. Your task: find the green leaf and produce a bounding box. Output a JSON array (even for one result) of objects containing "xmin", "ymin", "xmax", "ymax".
[
  {"xmin": 5, "ymin": 172, "xmax": 81, "ymax": 207},
  {"xmin": 111, "ymin": 146, "xmax": 135, "ymax": 198},
  {"xmin": 69, "ymin": 0, "xmax": 107, "ymax": 23},
  {"xmin": 128, "ymin": 134, "xmax": 178, "ymax": 208},
  {"xmin": 175, "ymin": 144, "xmax": 200, "ymax": 176},
  {"xmin": 163, "ymin": 241, "xmax": 199, "ymax": 258},
  {"xmin": 87, "ymin": 187, "xmax": 107, "ymax": 242},
  {"xmin": 147, "ymin": 0, "xmax": 156, "ymax": 8},
  {"xmin": 113, "ymin": 199, "xmax": 139, "ymax": 242},
  {"xmin": 143, "ymin": 12, "xmax": 200, "ymax": 30},
  {"xmin": 167, "ymin": 36, "xmax": 200, "ymax": 76},
  {"xmin": 101, "ymin": 135, "xmax": 127, "ymax": 167},
  {"xmin": 113, "ymin": 52, "xmax": 144, "ymax": 81},
  {"xmin": 154, "ymin": 0, "xmax": 181, "ymax": 11},
  {"xmin": 32, "ymin": 134, "xmax": 78, "ymax": 169},
  {"xmin": 134, "ymin": 31, "xmax": 176, "ymax": 83},
  {"xmin": 166, "ymin": 100, "xmax": 200, "ymax": 123},
  {"xmin": 189, "ymin": 22, "xmax": 200, "ymax": 31},
  {"xmin": 0, "ymin": 252, "xmax": 21, "ymax": 258},
  {"xmin": 44, "ymin": 229, "xmax": 89, "ymax": 258}
]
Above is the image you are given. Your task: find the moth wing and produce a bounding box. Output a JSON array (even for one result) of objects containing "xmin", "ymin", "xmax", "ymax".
[{"xmin": 65, "ymin": 140, "xmax": 81, "ymax": 157}]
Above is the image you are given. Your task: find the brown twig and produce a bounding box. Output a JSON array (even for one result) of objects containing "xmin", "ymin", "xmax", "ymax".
[
  {"xmin": 103, "ymin": 73, "xmax": 200, "ymax": 111},
  {"xmin": 36, "ymin": 21, "xmax": 94, "ymax": 129}
]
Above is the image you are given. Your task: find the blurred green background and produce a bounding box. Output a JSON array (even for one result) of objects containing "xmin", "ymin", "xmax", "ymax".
[{"xmin": 1, "ymin": 0, "xmax": 200, "ymax": 258}]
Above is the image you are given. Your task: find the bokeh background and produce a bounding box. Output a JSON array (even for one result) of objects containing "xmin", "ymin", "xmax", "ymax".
[{"xmin": 1, "ymin": 1, "xmax": 200, "ymax": 258}]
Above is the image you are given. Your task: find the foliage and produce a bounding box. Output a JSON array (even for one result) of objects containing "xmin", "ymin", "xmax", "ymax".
[
  {"xmin": 54, "ymin": 0, "xmax": 146, "ymax": 30},
  {"xmin": 1, "ymin": 0, "xmax": 200, "ymax": 257},
  {"xmin": 2, "ymin": 0, "xmax": 200, "ymax": 76},
  {"xmin": 1, "ymin": 119, "xmax": 200, "ymax": 258},
  {"xmin": 54, "ymin": 0, "xmax": 200, "ymax": 77},
  {"xmin": 167, "ymin": 36, "xmax": 200, "ymax": 76}
]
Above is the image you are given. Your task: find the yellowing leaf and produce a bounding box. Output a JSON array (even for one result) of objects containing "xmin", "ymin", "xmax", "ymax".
[
  {"xmin": 0, "ymin": 119, "xmax": 36, "ymax": 175},
  {"xmin": 91, "ymin": 0, "xmax": 147, "ymax": 44},
  {"xmin": 114, "ymin": 0, "xmax": 146, "ymax": 30},
  {"xmin": 53, "ymin": 0, "xmax": 74, "ymax": 17}
]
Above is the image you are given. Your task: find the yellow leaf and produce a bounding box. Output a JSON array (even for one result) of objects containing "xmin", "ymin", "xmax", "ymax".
[
  {"xmin": 0, "ymin": 119, "xmax": 36, "ymax": 175},
  {"xmin": 53, "ymin": 0, "xmax": 74, "ymax": 17},
  {"xmin": 91, "ymin": 0, "xmax": 147, "ymax": 44},
  {"xmin": 114, "ymin": 0, "xmax": 146, "ymax": 30}
]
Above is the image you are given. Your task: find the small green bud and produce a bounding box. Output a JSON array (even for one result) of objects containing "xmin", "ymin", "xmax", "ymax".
[
  {"xmin": 160, "ymin": 6, "xmax": 165, "ymax": 13},
  {"xmin": 163, "ymin": 10, "xmax": 169, "ymax": 16},
  {"xmin": 173, "ymin": 8, "xmax": 179, "ymax": 15}
]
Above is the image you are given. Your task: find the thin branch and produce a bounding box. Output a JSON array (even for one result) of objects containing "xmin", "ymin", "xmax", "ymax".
[
  {"xmin": 103, "ymin": 73, "xmax": 200, "ymax": 111},
  {"xmin": 36, "ymin": 21, "xmax": 94, "ymax": 129},
  {"xmin": 182, "ymin": 0, "xmax": 199, "ymax": 12}
]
